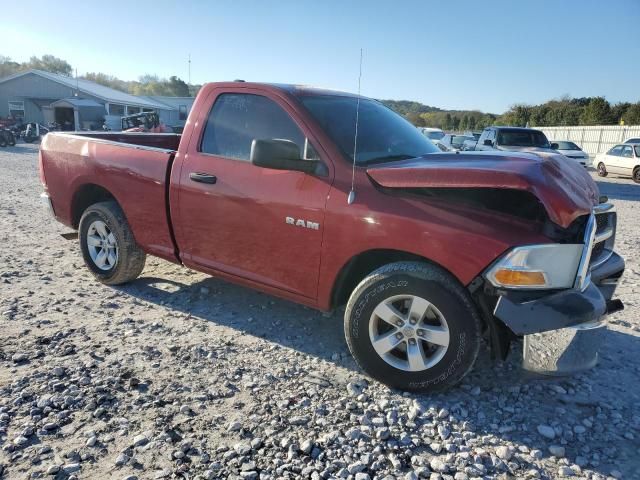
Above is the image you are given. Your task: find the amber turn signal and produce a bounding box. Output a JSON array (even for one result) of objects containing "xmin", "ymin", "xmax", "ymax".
[{"xmin": 492, "ymin": 269, "xmax": 547, "ymax": 287}]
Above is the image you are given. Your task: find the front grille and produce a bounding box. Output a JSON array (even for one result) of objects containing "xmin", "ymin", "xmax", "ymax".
[
  {"xmin": 591, "ymin": 240, "xmax": 605, "ymax": 262},
  {"xmin": 575, "ymin": 204, "xmax": 616, "ymax": 289},
  {"xmin": 590, "ymin": 210, "xmax": 615, "ymax": 268}
]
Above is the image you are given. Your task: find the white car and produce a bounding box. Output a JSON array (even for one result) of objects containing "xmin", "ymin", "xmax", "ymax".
[
  {"xmin": 433, "ymin": 140, "xmax": 454, "ymax": 152},
  {"xmin": 595, "ymin": 143, "xmax": 640, "ymax": 183},
  {"xmin": 550, "ymin": 141, "xmax": 591, "ymax": 167},
  {"xmin": 419, "ymin": 127, "xmax": 445, "ymax": 143},
  {"xmin": 440, "ymin": 134, "xmax": 475, "ymax": 151}
]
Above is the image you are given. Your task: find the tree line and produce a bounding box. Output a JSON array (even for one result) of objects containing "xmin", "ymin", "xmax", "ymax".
[
  {"xmin": 2, "ymin": 55, "xmax": 639, "ymax": 125},
  {"xmin": 0, "ymin": 55, "xmax": 200, "ymax": 97},
  {"xmin": 383, "ymin": 95, "xmax": 640, "ymax": 130}
]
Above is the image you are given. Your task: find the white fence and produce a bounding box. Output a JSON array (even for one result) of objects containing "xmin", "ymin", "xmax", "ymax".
[{"xmin": 535, "ymin": 125, "xmax": 640, "ymax": 157}]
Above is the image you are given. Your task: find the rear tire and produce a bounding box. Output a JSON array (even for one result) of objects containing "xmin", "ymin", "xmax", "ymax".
[
  {"xmin": 597, "ymin": 162, "xmax": 608, "ymax": 177},
  {"xmin": 0, "ymin": 135, "xmax": 6, "ymax": 147},
  {"xmin": 79, "ymin": 201, "xmax": 146, "ymax": 285},
  {"xmin": 344, "ymin": 261, "xmax": 482, "ymax": 392}
]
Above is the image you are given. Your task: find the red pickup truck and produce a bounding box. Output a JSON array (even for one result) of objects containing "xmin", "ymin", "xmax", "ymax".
[{"xmin": 39, "ymin": 82, "xmax": 624, "ymax": 391}]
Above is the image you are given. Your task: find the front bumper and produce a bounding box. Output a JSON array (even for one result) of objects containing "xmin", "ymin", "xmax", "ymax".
[{"xmin": 493, "ymin": 251, "xmax": 624, "ymax": 335}]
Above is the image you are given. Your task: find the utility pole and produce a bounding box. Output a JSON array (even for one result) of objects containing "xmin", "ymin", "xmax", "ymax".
[{"xmin": 188, "ymin": 54, "xmax": 191, "ymax": 86}]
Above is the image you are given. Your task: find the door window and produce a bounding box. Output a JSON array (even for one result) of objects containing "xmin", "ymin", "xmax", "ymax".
[
  {"xmin": 621, "ymin": 146, "xmax": 633, "ymax": 158},
  {"xmin": 201, "ymin": 93, "xmax": 317, "ymax": 161},
  {"xmin": 608, "ymin": 146, "xmax": 623, "ymax": 156}
]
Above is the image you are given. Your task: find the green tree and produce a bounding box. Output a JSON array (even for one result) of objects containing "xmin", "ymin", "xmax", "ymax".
[
  {"xmin": 580, "ymin": 97, "xmax": 612, "ymax": 125},
  {"xmin": 611, "ymin": 102, "xmax": 631, "ymax": 124},
  {"xmin": 622, "ymin": 103, "xmax": 640, "ymax": 125},
  {"xmin": 0, "ymin": 56, "xmax": 21, "ymax": 78},
  {"xmin": 443, "ymin": 113, "xmax": 452, "ymax": 130},
  {"xmin": 406, "ymin": 112, "xmax": 425, "ymax": 126},
  {"xmin": 25, "ymin": 55, "xmax": 73, "ymax": 76},
  {"xmin": 467, "ymin": 115, "xmax": 476, "ymax": 130},
  {"xmin": 167, "ymin": 76, "xmax": 190, "ymax": 96}
]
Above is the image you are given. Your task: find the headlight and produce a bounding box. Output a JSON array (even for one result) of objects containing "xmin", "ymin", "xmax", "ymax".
[{"xmin": 485, "ymin": 244, "xmax": 583, "ymax": 289}]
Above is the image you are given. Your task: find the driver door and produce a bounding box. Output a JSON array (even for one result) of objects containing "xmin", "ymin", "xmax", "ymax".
[{"xmin": 175, "ymin": 88, "xmax": 333, "ymax": 299}]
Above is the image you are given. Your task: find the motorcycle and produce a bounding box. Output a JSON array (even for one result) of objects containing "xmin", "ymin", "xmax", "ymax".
[
  {"xmin": 22, "ymin": 123, "xmax": 50, "ymax": 143},
  {"xmin": 0, "ymin": 128, "xmax": 16, "ymax": 147}
]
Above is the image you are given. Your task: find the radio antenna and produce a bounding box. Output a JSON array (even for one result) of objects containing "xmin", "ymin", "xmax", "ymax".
[{"xmin": 347, "ymin": 48, "xmax": 363, "ymax": 205}]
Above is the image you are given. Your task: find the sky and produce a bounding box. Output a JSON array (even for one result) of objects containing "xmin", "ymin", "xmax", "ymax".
[{"xmin": 4, "ymin": 0, "xmax": 640, "ymax": 113}]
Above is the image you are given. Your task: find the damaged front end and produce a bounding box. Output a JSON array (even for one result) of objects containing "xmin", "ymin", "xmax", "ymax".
[
  {"xmin": 366, "ymin": 152, "xmax": 624, "ymax": 373},
  {"xmin": 471, "ymin": 201, "xmax": 624, "ymax": 374}
]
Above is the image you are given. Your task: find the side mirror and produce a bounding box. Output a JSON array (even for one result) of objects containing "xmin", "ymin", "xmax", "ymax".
[
  {"xmin": 483, "ymin": 139, "xmax": 493, "ymax": 146},
  {"xmin": 550, "ymin": 142, "xmax": 559, "ymax": 149},
  {"xmin": 250, "ymin": 139, "xmax": 322, "ymax": 175}
]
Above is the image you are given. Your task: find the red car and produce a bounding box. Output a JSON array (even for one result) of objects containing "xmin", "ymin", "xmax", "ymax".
[{"xmin": 39, "ymin": 82, "xmax": 624, "ymax": 391}]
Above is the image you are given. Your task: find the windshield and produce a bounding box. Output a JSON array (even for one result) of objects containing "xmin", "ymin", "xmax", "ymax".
[
  {"xmin": 299, "ymin": 95, "xmax": 439, "ymax": 164},
  {"xmin": 425, "ymin": 131, "xmax": 445, "ymax": 140},
  {"xmin": 554, "ymin": 141, "xmax": 580, "ymax": 150},
  {"xmin": 497, "ymin": 129, "xmax": 550, "ymax": 148}
]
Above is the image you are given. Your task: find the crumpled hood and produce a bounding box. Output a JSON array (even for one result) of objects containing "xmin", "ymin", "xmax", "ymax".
[{"xmin": 366, "ymin": 151, "xmax": 599, "ymax": 228}]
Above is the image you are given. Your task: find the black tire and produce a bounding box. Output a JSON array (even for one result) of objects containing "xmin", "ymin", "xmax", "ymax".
[
  {"xmin": 597, "ymin": 162, "xmax": 608, "ymax": 177},
  {"xmin": 344, "ymin": 261, "xmax": 482, "ymax": 392},
  {"xmin": 0, "ymin": 135, "xmax": 6, "ymax": 148},
  {"xmin": 633, "ymin": 167, "xmax": 640, "ymax": 184},
  {"xmin": 7, "ymin": 134, "xmax": 15, "ymax": 146},
  {"xmin": 79, "ymin": 201, "xmax": 146, "ymax": 285}
]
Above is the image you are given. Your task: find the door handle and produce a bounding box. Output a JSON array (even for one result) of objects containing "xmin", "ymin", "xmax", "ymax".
[{"xmin": 189, "ymin": 172, "xmax": 217, "ymax": 184}]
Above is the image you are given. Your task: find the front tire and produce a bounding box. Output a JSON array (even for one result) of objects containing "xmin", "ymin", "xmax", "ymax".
[
  {"xmin": 597, "ymin": 162, "xmax": 608, "ymax": 177},
  {"xmin": 79, "ymin": 201, "xmax": 146, "ymax": 285},
  {"xmin": 344, "ymin": 262, "xmax": 482, "ymax": 392},
  {"xmin": 633, "ymin": 167, "xmax": 640, "ymax": 184}
]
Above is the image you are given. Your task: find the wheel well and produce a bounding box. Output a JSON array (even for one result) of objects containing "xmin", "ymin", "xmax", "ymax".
[
  {"xmin": 331, "ymin": 249, "xmax": 443, "ymax": 309},
  {"xmin": 71, "ymin": 184, "xmax": 116, "ymax": 228}
]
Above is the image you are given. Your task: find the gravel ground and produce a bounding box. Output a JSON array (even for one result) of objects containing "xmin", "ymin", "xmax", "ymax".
[{"xmin": 1, "ymin": 143, "xmax": 639, "ymax": 480}]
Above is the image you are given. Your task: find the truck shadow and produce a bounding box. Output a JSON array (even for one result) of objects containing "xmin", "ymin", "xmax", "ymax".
[
  {"xmin": 0, "ymin": 144, "xmax": 40, "ymax": 156},
  {"xmin": 116, "ymin": 274, "xmax": 638, "ymax": 479},
  {"xmin": 596, "ymin": 179, "xmax": 640, "ymax": 201}
]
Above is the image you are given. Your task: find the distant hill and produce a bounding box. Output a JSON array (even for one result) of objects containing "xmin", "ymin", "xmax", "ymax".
[
  {"xmin": 380, "ymin": 99, "xmax": 496, "ymax": 131},
  {"xmin": 380, "ymin": 99, "xmax": 441, "ymax": 116}
]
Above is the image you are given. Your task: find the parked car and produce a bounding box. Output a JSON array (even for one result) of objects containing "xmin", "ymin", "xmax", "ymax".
[
  {"xmin": 419, "ymin": 127, "xmax": 445, "ymax": 143},
  {"xmin": 462, "ymin": 132, "xmax": 480, "ymax": 151},
  {"xmin": 624, "ymin": 137, "xmax": 640, "ymax": 144},
  {"xmin": 40, "ymin": 82, "xmax": 624, "ymax": 391},
  {"xmin": 550, "ymin": 140, "xmax": 591, "ymax": 167},
  {"xmin": 595, "ymin": 143, "xmax": 640, "ymax": 183},
  {"xmin": 474, "ymin": 126, "xmax": 554, "ymax": 153},
  {"xmin": 434, "ymin": 140, "xmax": 455, "ymax": 152},
  {"xmin": 440, "ymin": 134, "xmax": 475, "ymax": 151}
]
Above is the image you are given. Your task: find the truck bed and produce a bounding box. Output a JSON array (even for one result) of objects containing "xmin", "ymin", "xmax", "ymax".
[
  {"xmin": 72, "ymin": 132, "xmax": 182, "ymax": 151},
  {"xmin": 40, "ymin": 132, "xmax": 179, "ymax": 262}
]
